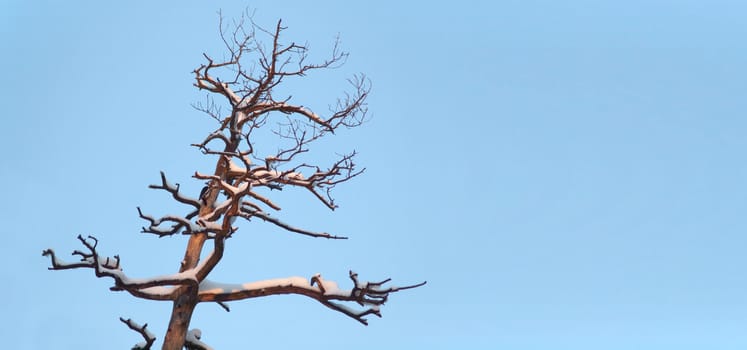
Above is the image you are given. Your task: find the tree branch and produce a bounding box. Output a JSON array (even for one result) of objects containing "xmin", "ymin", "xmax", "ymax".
[
  {"xmin": 42, "ymin": 235, "xmax": 197, "ymax": 301},
  {"xmin": 137, "ymin": 207, "xmax": 218, "ymax": 237},
  {"xmin": 120, "ymin": 317, "xmax": 156, "ymax": 350},
  {"xmin": 238, "ymin": 208, "xmax": 347, "ymax": 239},
  {"xmin": 148, "ymin": 171, "xmax": 202, "ymax": 210},
  {"xmin": 184, "ymin": 329, "xmax": 214, "ymax": 350},
  {"xmin": 197, "ymin": 272, "xmax": 426, "ymax": 325}
]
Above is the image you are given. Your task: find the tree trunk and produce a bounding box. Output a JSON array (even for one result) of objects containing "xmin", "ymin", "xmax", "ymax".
[
  {"xmin": 162, "ymin": 130, "xmax": 236, "ymax": 349},
  {"xmin": 161, "ymin": 229, "xmax": 209, "ymax": 349},
  {"xmin": 162, "ymin": 285, "xmax": 199, "ymax": 350}
]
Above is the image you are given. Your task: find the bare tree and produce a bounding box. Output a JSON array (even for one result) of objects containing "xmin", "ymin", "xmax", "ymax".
[{"xmin": 43, "ymin": 12, "xmax": 424, "ymax": 350}]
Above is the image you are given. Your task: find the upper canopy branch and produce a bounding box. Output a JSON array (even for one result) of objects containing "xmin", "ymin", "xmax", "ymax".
[
  {"xmin": 187, "ymin": 12, "xmax": 369, "ymax": 236},
  {"xmin": 239, "ymin": 101, "xmax": 332, "ymax": 131},
  {"xmin": 193, "ymin": 12, "xmax": 367, "ymax": 135}
]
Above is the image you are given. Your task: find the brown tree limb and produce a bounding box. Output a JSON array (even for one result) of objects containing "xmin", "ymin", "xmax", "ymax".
[
  {"xmin": 42, "ymin": 235, "xmax": 197, "ymax": 301},
  {"xmin": 239, "ymin": 101, "xmax": 332, "ymax": 131},
  {"xmin": 197, "ymin": 272, "xmax": 426, "ymax": 325},
  {"xmin": 120, "ymin": 317, "xmax": 156, "ymax": 350},
  {"xmin": 137, "ymin": 207, "xmax": 218, "ymax": 237},
  {"xmin": 238, "ymin": 208, "xmax": 347, "ymax": 239}
]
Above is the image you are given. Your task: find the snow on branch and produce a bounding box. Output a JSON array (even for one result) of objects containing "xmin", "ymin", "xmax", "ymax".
[
  {"xmin": 196, "ymin": 152, "xmax": 362, "ymax": 213},
  {"xmin": 120, "ymin": 317, "xmax": 156, "ymax": 350},
  {"xmin": 137, "ymin": 207, "xmax": 225, "ymax": 237},
  {"xmin": 184, "ymin": 329, "xmax": 214, "ymax": 350},
  {"xmin": 197, "ymin": 271, "xmax": 426, "ymax": 325},
  {"xmin": 42, "ymin": 235, "xmax": 197, "ymax": 301}
]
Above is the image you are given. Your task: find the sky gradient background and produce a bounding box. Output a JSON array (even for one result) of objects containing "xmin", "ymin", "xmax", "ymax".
[{"xmin": 2, "ymin": 1, "xmax": 747, "ymax": 349}]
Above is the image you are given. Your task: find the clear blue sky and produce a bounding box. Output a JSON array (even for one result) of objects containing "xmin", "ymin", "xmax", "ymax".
[{"xmin": 2, "ymin": 1, "xmax": 747, "ymax": 349}]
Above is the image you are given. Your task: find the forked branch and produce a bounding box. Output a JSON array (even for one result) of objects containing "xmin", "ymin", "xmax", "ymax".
[
  {"xmin": 120, "ymin": 317, "xmax": 156, "ymax": 350},
  {"xmin": 42, "ymin": 235, "xmax": 197, "ymax": 301},
  {"xmin": 148, "ymin": 171, "xmax": 202, "ymax": 210},
  {"xmin": 137, "ymin": 207, "xmax": 221, "ymax": 237}
]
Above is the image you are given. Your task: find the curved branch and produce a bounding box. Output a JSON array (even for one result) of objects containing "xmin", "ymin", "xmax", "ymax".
[
  {"xmin": 239, "ymin": 102, "xmax": 332, "ymax": 131},
  {"xmin": 148, "ymin": 171, "xmax": 201, "ymax": 209},
  {"xmin": 197, "ymin": 272, "xmax": 426, "ymax": 325},
  {"xmin": 191, "ymin": 131, "xmax": 231, "ymax": 153}
]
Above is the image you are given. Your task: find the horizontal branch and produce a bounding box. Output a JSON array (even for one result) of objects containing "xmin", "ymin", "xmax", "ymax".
[
  {"xmin": 239, "ymin": 102, "xmax": 332, "ymax": 131},
  {"xmin": 197, "ymin": 271, "xmax": 426, "ymax": 325},
  {"xmin": 42, "ymin": 235, "xmax": 199, "ymax": 301}
]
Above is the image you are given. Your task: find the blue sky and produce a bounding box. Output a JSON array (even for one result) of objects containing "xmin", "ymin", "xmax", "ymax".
[{"xmin": 2, "ymin": 1, "xmax": 747, "ymax": 349}]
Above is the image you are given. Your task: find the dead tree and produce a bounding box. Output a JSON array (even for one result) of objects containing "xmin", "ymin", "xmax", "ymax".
[{"xmin": 43, "ymin": 13, "xmax": 424, "ymax": 350}]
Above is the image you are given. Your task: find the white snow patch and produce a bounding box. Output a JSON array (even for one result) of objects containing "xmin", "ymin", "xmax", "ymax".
[
  {"xmin": 198, "ymin": 276, "xmax": 352, "ymax": 297},
  {"xmin": 186, "ymin": 328, "xmax": 213, "ymax": 350}
]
